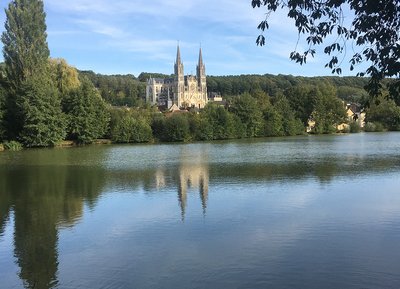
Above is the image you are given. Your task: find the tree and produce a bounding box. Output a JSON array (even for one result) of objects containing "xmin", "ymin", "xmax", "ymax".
[
  {"xmin": 262, "ymin": 105, "xmax": 284, "ymax": 136},
  {"xmin": 285, "ymin": 85, "xmax": 316, "ymax": 125},
  {"xmin": 365, "ymin": 95, "xmax": 400, "ymax": 131},
  {"xmin": 49, "ymin": 58, "xmax": 81, "ymax": 96},
  {"xmin": 189, "ymin": 114, "xmax": 214, "ymax": 141},
  {"xmin": 203, "ymin": 104, "xmax": 245, "ymax": 140},
  {"xmin": 251, "ymin": 88, "xmax": 271, "ymax": 111},
  {"xmin": 17, "ymin": 73, "xmax": 66, "ymax": 147},
  {"xmin": 109, "ymin": 108, "xmax": 153, "ymax": 143},
  {"xmin": 163, "ymin": 114, "xmax": 191, "ymax": 142},
  {"xmin": 230, "ymin": 93, "xmax": 263, "ymax": 137},
  {"xmin": 81, "ymin": 71, "xmax": 145, "ymax": 107},
  {"xmin": 111, "ymin": 115, "xmax": 135, "ymax": 143},
  {"xmin": 150, "ymin": 113, "xmax": 167, "ymax": 141},
  {"xmin": 273, "ymin": 93, "xmax": 305, "ymax": 136},
  {"xmin": 0, "ymin": 83, "xmax": 5, "ymax": 141},
  {"xmin": 63, "ymin": 78, "xmax": 110, "ymax": 144},
  {"xmin": 1, "ymin": 0, "xmax": 65, "ymax": 145},
  {"xmin": 2, "ymin": 0, "xmax": 50, "ymax": 90},
  {"xmin": 311, "ymin": 84, "xmax": 347, "ymax": 134},
  {"xmin": 130, "ymin": 118, "xmax": 152, "ymax": 143},
  {"xmin": 252, "ymin": 0, "xmax": 400, "ymax": 101}
]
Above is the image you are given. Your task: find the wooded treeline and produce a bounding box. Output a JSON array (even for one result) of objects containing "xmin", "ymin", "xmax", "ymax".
[{"xmin": 81, "ymin": 71, "xmax": 371, "ymax": 108}]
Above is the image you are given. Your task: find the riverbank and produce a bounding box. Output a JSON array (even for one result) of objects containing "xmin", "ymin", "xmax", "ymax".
[
  {"xmin": 1, "ymin": 130, "xmax": 394, "ymax": 152},
  {"xmin": 0, "ymin": 139, "xmax": 113, "ymax": 152},
  {"xmin": 56, "ymin": 139, "xmax": 113, "ymax": 147}
]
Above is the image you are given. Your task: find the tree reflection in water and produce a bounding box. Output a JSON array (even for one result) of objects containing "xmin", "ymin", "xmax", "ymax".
[
  {"xmin": 0, "ymin": 146, "xmax": 211, "ymax": 289},
  {"xmin": 0, "ymin": 149, "xmax": 106, "ymax": 289},
  {"xmin": 1, "ymin": 135, "xmax": 400, "ymax": 289}
]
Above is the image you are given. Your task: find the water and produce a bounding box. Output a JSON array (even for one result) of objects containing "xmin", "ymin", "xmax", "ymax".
[{"xmin": 1, "ymin": 133, "xmax": 400, "ymax": 289}]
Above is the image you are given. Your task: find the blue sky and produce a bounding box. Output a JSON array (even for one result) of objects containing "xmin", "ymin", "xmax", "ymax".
[{"xmin": 0, "ymin": 0, "xmax": 360, "ymax": 77}]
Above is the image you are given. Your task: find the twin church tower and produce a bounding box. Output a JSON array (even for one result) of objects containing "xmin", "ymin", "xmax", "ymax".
[{"xmin": 146, "ymin": 46, "xmax": 208, "ymax": 109}]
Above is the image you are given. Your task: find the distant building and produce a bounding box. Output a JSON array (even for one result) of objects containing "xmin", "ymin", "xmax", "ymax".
[
  {"xmin": 146, "ymin": 46, "xmax": 208, "ymax": 110},
  {"xmin": 346, "ymin": 103, "xmax": 366, "ymax": 128},
  {"xmin": 208, "ymin": 92, "xmax": 227, "ymax": 107},
  {"xmin": 336, "ymin": 103, "xmax": 366, "ymax": 131},
  {"xmin": 306, "ymin": 118, "xmax": 316, "ymax": 133}
]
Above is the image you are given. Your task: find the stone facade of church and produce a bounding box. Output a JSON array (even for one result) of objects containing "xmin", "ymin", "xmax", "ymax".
[{"xmin": 146, "ymin": 46, "xmax": 207, "ymax": 109}]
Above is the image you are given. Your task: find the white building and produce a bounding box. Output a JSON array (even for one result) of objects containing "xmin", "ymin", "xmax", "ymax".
[{"xmin": 146, "ymin": 46, "xmax": 207, "ymax": 109}]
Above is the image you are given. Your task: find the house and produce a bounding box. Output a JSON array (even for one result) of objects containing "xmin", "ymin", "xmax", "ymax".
[
  {"xmin": 346, "ymin": 103, "xmax": 366, "ymax": 128},
  {"xmin": 208, "ymin": 92, "xmax": 227, "ymax": 107},
  {"xmin": 306, "ymin": 118, "xmax": 316, "ymax": 133}
]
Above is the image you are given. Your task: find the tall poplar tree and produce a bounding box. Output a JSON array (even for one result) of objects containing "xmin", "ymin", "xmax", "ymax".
[
  {"xmin": 0, "ymin": 84, "xmax": 5, "ymax": 141},
  {"xmin": 1, "ymin": 0, "xmax": 65, "ymax": 146},
  {"xmin": 2, "ymin": 0, "xmax": 49, "ymax": 88}
]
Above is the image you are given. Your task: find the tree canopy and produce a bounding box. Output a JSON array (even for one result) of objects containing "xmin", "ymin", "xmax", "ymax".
[
  {"xmin": 1, "ymin": 0, "xmax": 66, "ymax": 145},
  {"xmin": 252, "ymin": 0, "xmax": 400, "ymax": 102},
  {"xmin": 2, "ymin": 0, "xmax": 50, "ymax": 90},
  {"xmin": 62, "ymin": 77, "xmax": 110, "ymax": 144},
  {"xmin": 80, "ymin": 71, "xmax": 145, "ymax": 107}
]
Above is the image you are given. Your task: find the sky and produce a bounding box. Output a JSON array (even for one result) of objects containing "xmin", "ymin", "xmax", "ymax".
[{"xmin": 0, "ymin": 0, "xmax": 361, "ymax": 77}]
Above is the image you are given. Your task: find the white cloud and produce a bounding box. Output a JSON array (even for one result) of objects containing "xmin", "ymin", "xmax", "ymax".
[
  {"xmin": 74, "ymin": 19, "xmax": 127, "ymax": 38},
  {"xmin": 47, "ymin": 0, "xmax": 194, "ymax": 17},
  {"xmin": 0, "ymin": 0, "xmax": 354, "ymax": 75},
  {"xmin": 47, "ymin": 30, "xmax": 85, "ymax": 36}
]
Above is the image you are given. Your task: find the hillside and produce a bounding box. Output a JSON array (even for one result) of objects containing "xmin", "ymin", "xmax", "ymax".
[{"xmin": 82, "ymin": 71, "xmax": 370, "ymax": 107}]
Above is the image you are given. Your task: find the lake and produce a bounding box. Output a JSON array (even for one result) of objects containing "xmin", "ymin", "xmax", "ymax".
[{"xmin": 1, "ymin": 133, "xmax": 400, "ymax": 289}]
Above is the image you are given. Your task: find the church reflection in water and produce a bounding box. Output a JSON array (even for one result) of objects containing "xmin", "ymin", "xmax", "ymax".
[
  {"xmin": 178, "ymin": 161, "xmax": 209, "ymax": 219},
  {"xmin": 154, "ymin": 155, "xmax": 209, "ymax": 220},
  {"xmin": 0, "ymin": 148, "xmax": 210, "ymax": 289}
]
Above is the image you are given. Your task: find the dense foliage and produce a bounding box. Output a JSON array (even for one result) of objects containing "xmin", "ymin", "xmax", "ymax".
[
  {"xmin": 207, "ymin": 74, "xmax": 369, "ymax": 102},
  {"xmin": 0, "ymin": 0, "xmax": 111, "ymax": 147},
  {"xmin": 1, "ymin": 0, "xmax": 66, "ymax": 146},
  {"xmin": 365, "ymin": 96, "xmax": 400, "ymax": 131},
  {"xmin": 17, "ymin": 73, "xmax": 66, "ymax": 147},
  {"xmin": 2, "ymin": 0, "xmax": 49, "ymax": 89},
  {"xmin": 84, "ymin": 72, "xmax": 371, "ymax": 110},
  {"xmin": 109, "ymin": 108, "xmax": 153, "ymax": 143},
  {"xmin": 252, "ymin": 0, "xmax": 400, "ymax": 102},
  {"xmin": 62, "ymin": 78, "xmax": 110, "ymax": 144},
  {"xmin": 0, "ymin": 83, "xmax": 6, "ymax": 141},
  {"xmin": 49, "ymin": 58, "xmax": 81, "ymax": 95},
  {"xmin": 80, "ymin": 71, "xmax": 146, "ymax": 107},
  {"xmin": 107, "ymin": 84, "xmax": 345, "ymax": 144}
]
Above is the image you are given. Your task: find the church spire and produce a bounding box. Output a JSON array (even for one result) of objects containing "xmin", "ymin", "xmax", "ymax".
[
  {"xmin": 197, "ymin": 46, "xmax": 205, "ymax": 81},
  {"xmin": 198, "ymin": 47, "xmax": 203, "ymax": 67},
  {"xmin": 174, "ymin": 44, "xmax": 184, "ymax": 84},
  {"xmin": 176, "ymin": 44, "xmax": 182, "ymax": 65}
]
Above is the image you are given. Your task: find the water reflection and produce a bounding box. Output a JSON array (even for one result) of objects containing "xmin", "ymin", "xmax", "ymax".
[
  {"xmin": 0, "ymin": 148, "xmax": 107, "ymax": 289},
  {"xmin": 1, "ymin": 134, "xmax": 400, "ymax": 289},
  {"xmin": 152, "ymin": 151, "xmax": 209, "ymax": 219},
  {"xmin": 178, "ymin": 159, "xmax": 209, "ymax": 219}
]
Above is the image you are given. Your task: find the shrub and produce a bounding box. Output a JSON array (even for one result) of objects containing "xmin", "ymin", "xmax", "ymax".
[
  {"xmin": 364, "ymin": 122, "xmax": 385, "ymax": 132},
  {"xmin": 349, "ymin": 121, "xmax": 361, "ymax": 133},
  {"xmin": 3, "ymin": 141, "xmax": 23, "ymax": 151},
  {"xmin": 342, "ymin": 126, "xmax": 350, "ymax": 133},
  {"xmin": 164, "ymin": 114, "xmax": 191, "ymax": 142}
]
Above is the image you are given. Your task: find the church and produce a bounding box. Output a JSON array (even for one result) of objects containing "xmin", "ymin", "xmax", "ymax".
[{"xmin": 146, "ymin": 46, "xmax": 208, "ymax": 109}]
